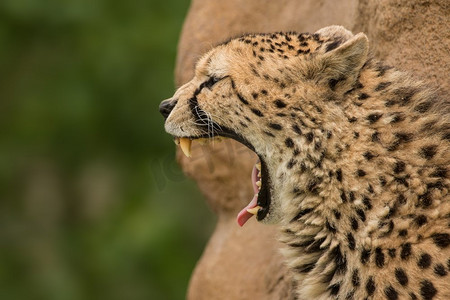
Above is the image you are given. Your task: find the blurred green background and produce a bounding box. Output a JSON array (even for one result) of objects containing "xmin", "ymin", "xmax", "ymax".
[{"xmin": 0, "ymin": 0, "xmax": 216, "ymax": 299}]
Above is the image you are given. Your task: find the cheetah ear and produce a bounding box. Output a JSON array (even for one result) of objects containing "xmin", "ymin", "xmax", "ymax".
[
  {"xmin": 307, "ymin": 33, "xmax": 369, "ymax": 92},
  {"xmin": 315, "ymin": 25, "xmax": 354, "ymax": 42}
]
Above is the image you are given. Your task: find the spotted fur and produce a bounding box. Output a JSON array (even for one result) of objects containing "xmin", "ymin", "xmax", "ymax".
[{"xmin": 162, "ymin": 26, "xmax": 450, "ymax": 299}]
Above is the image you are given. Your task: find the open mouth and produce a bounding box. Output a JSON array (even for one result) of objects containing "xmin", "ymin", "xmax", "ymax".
[{"xmin": 174, "ymin": 132, "xmax": 271, "ymax": 226}]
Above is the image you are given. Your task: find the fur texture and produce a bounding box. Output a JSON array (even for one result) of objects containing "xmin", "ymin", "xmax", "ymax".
[{"xmin": 162, "ymin": 26, "xmax": 450, "ymax": 299}]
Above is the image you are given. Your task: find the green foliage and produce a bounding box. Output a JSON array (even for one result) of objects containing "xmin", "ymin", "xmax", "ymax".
[{"xmin": 0, "ymin": 0, "xmax": 215, "ymax": 299}]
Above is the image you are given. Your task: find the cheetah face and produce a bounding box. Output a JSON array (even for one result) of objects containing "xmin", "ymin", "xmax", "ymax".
[
  {"xmin": 160, "ymin": 26, "xmax": 368, "ymax": 226},
  {"xmin": 160, "ymin": 46, "xmax": 276, "ymax": 224}
]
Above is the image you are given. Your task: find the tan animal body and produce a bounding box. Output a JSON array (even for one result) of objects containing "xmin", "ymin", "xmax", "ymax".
[{"xmin": 160, "ymin": 26, "xmax": 449, "ymax": 299}]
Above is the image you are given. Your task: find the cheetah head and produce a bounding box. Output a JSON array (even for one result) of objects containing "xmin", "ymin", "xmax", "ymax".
[{"xmin": 160, "ymin": 26, "xmax": 368, "ymax": 226}]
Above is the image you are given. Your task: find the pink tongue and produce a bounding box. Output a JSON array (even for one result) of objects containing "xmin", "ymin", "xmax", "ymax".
[
  {"xmin": 236, "ymin": 164, "xmax": 259, "ymax": 227},
  {"xmin": 237, "ymin": 194, "xmax": 258, "ymax": 227}
]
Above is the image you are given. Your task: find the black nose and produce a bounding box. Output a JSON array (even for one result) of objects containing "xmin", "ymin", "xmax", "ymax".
[{"xmin": 159, "ymin": 98, "xmax": 177, "ymax": 120}]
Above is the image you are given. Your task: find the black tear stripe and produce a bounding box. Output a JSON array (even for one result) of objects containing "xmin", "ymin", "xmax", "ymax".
[{"xmin": 188, "ymin": 76, "xmax": 228, "ymax": 128}]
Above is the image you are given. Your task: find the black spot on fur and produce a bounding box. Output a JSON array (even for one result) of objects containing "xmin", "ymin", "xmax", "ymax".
[
  {"xmin": 385, "ymin": 100, "xmax": 396, "ymax": 107},
  {"xmin": 292, "ymin": 124, "xmax": 302, "ymax": 135},
  {"xmin": 431, "ymin": 233, "xmax": 450, "ymax": 248},
  {"xmin": 328, "ymin": 283, "xmax": 341, "ymax": 295},
  {"xmin": 395, "ymin": 268, "xmax": 408, "ymax": 286},
  {"xmin": 348, "ymin": 116, "xmax": 358, "ymax": 123},
  {"xmin": 333, "ymin": 209, "xmax": 341, "ymax": 220},
  {"xmin": 375, "ymin": 247, "xmax": 385, "ymax": 268},
  {"xmin": 414, "ymin": 100, "xmax": 433, "ymax": 113},
  {"xmin": 291, "ymin": 208, "xmax": 313, "ymax": 222},
  {"xmin": 394, "ymin": 176, "xmax": 409, "ymax": 187},
  {"xmin": 363, "ymin": 197, "xmax": 372, "ymax": 210},
  {"xmin": 357, "ymin": 169, "xmax": 366, "ymax": 177},
  {"xmin": 379, "ymin": 220, "xmax": 394, "ymax": 237},
  {"xmin": 352, "ymin": 269, "xmax": 360, "ymax": 287},
  {"xmin": 349, "ymin": 191, "xmax": 355, "ymax": 202},
  {"xmin": 331, "ymin": 245, "xmax": 347, "ymax": 275},
  {"xmin": 375, "ymin": 81, "xmax": 392, "ymax": 91},
  {"xmin": 393, "ymin": 161, "xmax": 406, "ymax": 173},
  {"xmin": 263, "ymin": 131, "xmax": 275, "ymax": 137},
  {"xmin": 410, "ymin": 292, "xmax": 418, "ymax": 300},
  {"xmin": 415, "ymin": 215, "xmax": 427, "ymax": 227},
  {"xmin": 363, "ymin": 151, "xmax": 375, "ymax": 160},
  {"xmin": 340, "ymin": 190, "xmax": 347, "ymax": 202},
  {"xmin": 420, "ymin": 280, "xmax": 437, "ymax": 300},
  {"xmin": 400, "ymin": 243, "xmax": 412, "ymax": 260},
  {"xmin": 268, "ymin": 123, "xmax": 282, "ymax": 130},
  {"xmin": 356, "ymin": 209, "xmax": 366, "ymax": 222},
  {"xmin": 366, "ymin": 276, "xmax": 375, "ymax": 295},
  {"xmin": 427, "ymin": 181, "xmax": 444, "ymax": 190},
  {"xmin": 305, "ymin": 237, "xmax": 328, "ymax": 253},
  {"xmin": 390, "ymin": 113, "xmax": 405, "ymax": 123},
  {"xmin": 286, "ymin": 159, "xmax": 296, "ymax": 169},
  {"xmin": 361, "ymin": 248, "xmax": 371, "ymax": 265},
  {"xmin": 397, "ymin": 194, "xmax": 406, "ymax": 205},
  {"xmin": 353, "ymin": 131, "xmax": 360, "ymax": 139},
  {"xmin": 388, "ymin": 248, "xmax": 396, "ymax": 258},
  {"xmin": 305, "ymin": 132, "xmax": 314, "ymax": 143},
  {"xmin": 419, "ymin": 145, "xmax": 438, "ymax": 159},
  {"xmin": 418, "ymin": 253, "xmax": 432, "ymax": 269},
  {"xmin": 285, "ymin": 138, "xmax": 294, "ymax": 148},
  {"xmin": 398, "ymin": 229, "xmax": 408, "ymax": 237},
  {"xmin": 384, "ymin": 285, "xmax": 399, "ymax": 300},
  {"xmin": 367, "ymin": 113, "xmax": 383, "ymax": 123},
  {"xmin": 307, "ymin": 179, "xmax": 320, "ymax": 194},
  {"xmin": 376, "ymin": 63, "xmax": 393, "ymax": 76},
  {"xmin": 251, "ymin": 92, "xmax": 259, "ymax": 99},
  {"xmin": 347, "ymin": 233, "xmax": 356, "ymax": 250},
  {"xmin": 274, "ymin": 99, "xmax": 287, "ymax": 108},
  {"xmin": 372, "ymin": 131, "xmax": 380, "ymax": 142},
  {"xmin": 336, "ymin": 169, "xmax": 342, "ymax": 182},
  {"xmin": 351, "ymin": 217, "xmax": 358, "ymax": 231},
  {"xmin": 418, "ymin": 191, "xmax": 432, "ymax": 208},
  {"xmin": 358, "ymin": 93, "xmax": 370, "ymax": 100},
  {"xmin": 251, "ymin": 108, "xmax": 264, "ymax": 117},
  {"xmin": 295, "ymin": 262, "xmax": 316, "ymax": 273},
  {"xmin": 388, "ymin": 132, "xmax": 413, "ymax": 151},
  {"xmin": 394, "ymin": 87, "xmax": 417, "ymax": 106},
  {"xmin": 434, "ymin": 264, "xmax": 447, "ymax": 277},
  {"xmin": 379, "ymin": 176, "xmax": 387, "ymax": 186},
  {"xmin": 326, "ymin": 220, "xmax": 337, "ymax": 234}
]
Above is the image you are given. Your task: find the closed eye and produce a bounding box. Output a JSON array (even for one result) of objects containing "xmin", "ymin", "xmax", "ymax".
[{"xmin": 203, "ymin": 75, "xmax": 227, "ymax": 90}]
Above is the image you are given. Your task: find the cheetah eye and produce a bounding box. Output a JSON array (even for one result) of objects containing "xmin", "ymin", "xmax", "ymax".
[{"xmin": 203, "ymin": 76, "xmax": 222, "ymax": 90}]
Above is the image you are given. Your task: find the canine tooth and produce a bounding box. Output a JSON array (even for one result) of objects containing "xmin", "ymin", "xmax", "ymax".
[
  {"xmin": 179, "ymin": 137, "xmax": 192, "ymax": 157},
  {"xmin": 174, "ymin": 137, "xmax": 180, "ymax": 145},
  {"xmin": 256, "ymin": 163, "xmax": 261, "ymax": 171},
  {"xmin": 247, "ymin": 206, "xmax": 262, "ymax": 215}
]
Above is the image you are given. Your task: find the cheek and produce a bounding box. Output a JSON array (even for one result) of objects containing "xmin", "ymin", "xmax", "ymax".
[{"xmin": 203, "ymin": 91, "xmax": 238, "ymax": 118}]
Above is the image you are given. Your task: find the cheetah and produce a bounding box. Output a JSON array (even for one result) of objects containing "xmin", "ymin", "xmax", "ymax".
[{"xmin": 159, "ymin": 26, "xmax": 450, "ymax": 299}]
